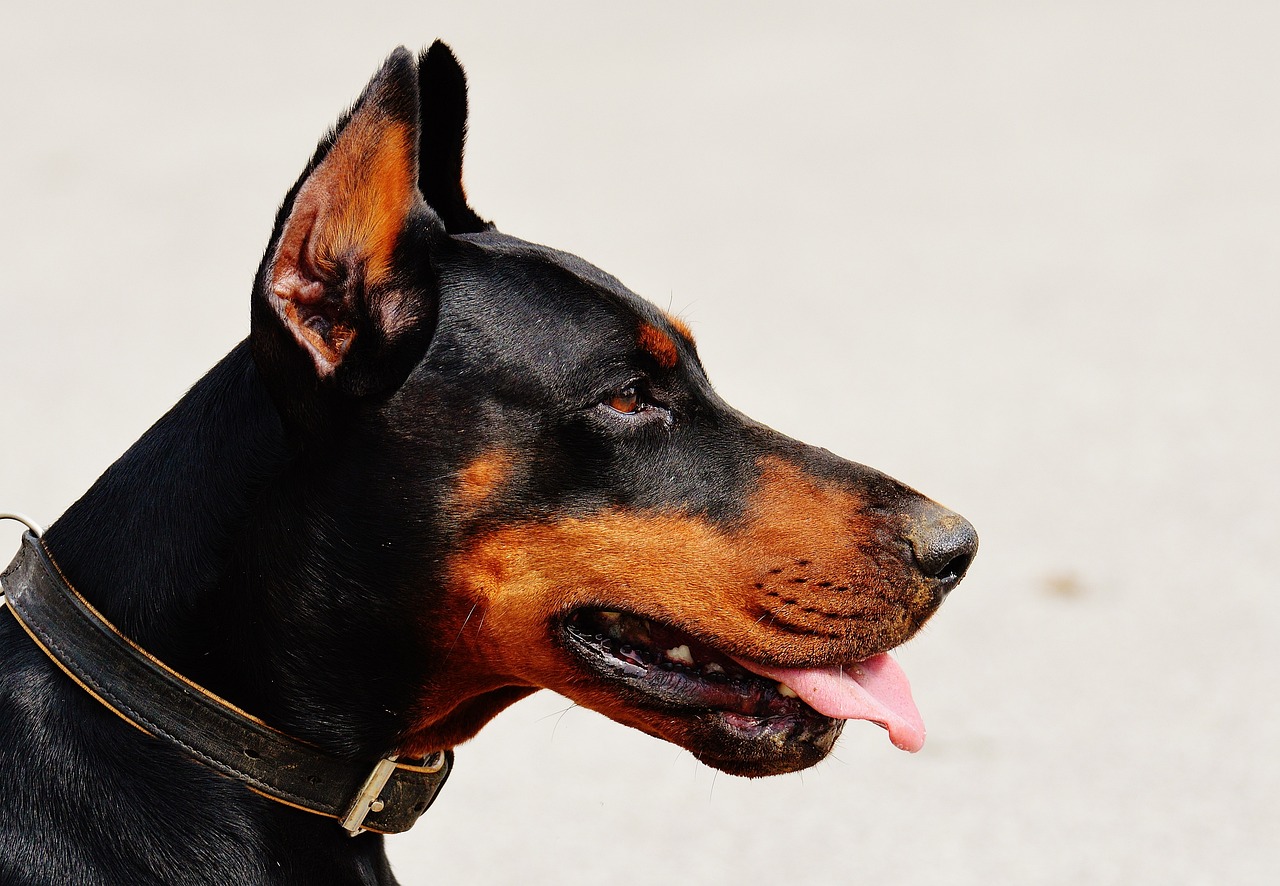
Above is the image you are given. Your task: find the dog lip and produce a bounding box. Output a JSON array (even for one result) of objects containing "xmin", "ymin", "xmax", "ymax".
[
  {"xmin": 559, "ymin": 606, "xmax": 872, "ymax": 672},
  {"xmin": 557, "ymin": 609, "xmax": 837, "ymax": 726}
]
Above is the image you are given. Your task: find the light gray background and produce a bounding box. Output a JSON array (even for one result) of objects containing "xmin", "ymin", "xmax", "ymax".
[{"xmin": 1, "ymin": 2, "xmax": 1276, "ymax": 883}]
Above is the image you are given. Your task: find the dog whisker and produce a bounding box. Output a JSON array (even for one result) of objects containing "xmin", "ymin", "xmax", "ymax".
[{"xmin": 439, "ymin": 603, "xmax": 480, "ymax": 668}]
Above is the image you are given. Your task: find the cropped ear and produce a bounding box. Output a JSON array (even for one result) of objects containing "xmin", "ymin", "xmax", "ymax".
[
  {"xmin": 254, "ymin": 47, "xmax": 438, "ymax": 407},
  {"xmin": 418, "ymin": 41, "xmax": 490, "ymax": 234}
]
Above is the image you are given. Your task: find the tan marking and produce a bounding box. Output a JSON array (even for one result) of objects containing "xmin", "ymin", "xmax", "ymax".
[
  {"xmin": 638, "ymin": 323, "xmax": 679, "ymax": 369},
  {"xmin": 453, "ymin": 450, "xmax": 513, "ymax": 508},
  {"xmin": 275, "ymin": 117, "xmax": 415, "ymax": 290},
  {"xmin": 308, "ymin": 117, "xmax": 415, "ymax": 288}
]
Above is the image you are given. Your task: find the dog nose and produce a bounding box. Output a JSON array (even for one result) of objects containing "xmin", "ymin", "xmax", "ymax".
[{"xmin": 902, "ymin": 501, "xmax": 978, "ymax": 593}]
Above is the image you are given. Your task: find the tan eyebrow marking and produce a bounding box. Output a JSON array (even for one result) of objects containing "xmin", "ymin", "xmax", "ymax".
[{"xmin": 638, "ymin": 323, "xmax": 679, "ymax": 369}]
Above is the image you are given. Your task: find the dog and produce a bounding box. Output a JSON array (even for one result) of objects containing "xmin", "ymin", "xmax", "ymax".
[{"xmin": 0, "ymin": 42, "xmax": 976, "ymax": 884}]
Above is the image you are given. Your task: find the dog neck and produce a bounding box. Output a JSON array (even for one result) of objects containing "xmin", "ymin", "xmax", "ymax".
[
  {"xmin": 47, "ymin": 342, "xmax": 281, "ymax": 648},
  {"xmin": 39, "ymin": 341, "xmax": 429, "ymax": 758}
]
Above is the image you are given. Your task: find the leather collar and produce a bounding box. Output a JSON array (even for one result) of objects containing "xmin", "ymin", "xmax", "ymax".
[{"xmin": 0, "ymin": 532, "xmax": 451, "ymax": 836}]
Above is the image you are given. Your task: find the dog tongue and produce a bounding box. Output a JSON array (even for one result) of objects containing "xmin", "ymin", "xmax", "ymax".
[{"xmin": 730, "ymin": 652, "xmax": 926, "ymax": 752}]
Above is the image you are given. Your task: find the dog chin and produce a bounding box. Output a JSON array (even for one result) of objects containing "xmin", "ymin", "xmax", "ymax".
[{"xmin": 678, "ymin": 710, "xmax": 844, "ymax": 777}]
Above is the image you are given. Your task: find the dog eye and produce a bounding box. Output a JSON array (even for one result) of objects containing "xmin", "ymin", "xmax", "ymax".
[{"xmin": 607, "ymin": 386, "xmax": 642, "ymax": 414}]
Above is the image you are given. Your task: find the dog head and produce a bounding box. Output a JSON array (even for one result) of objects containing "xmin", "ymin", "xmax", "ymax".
[{"xmin": 249, "ymin": 44, "xmax": 976, "ymax": 777}]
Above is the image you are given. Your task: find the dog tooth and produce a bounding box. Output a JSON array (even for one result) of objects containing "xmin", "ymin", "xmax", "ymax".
[
  {"xmin": 704, "ymin": 662, "xmax": 724, "ymax": 675},
  {"xmin": 666, "ymin": 645, "xmax": 694, "ymax": 666},
  {"xmin": 777, "ymin": 682, "xmax": 799, "ymax": 698}
]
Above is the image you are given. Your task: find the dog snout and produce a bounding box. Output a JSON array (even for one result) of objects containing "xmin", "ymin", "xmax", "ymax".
[{"xmin": 902, "ymin": 501, "xmax": 978, "ymax": 595}]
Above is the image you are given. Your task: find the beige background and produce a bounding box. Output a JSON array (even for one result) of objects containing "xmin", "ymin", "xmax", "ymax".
[{"xmin": 2, "ymin": 2, "xmax": 1277, "ymax": 883}]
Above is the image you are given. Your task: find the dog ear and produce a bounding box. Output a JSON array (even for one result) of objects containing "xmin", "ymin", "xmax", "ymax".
[
  {"xmin": 255, "ymin": 47, "xmax": 437, "ymax": 405},
  {"xmin": 418, "ymin": 41, "xmax": 490, "ymax": 233}
]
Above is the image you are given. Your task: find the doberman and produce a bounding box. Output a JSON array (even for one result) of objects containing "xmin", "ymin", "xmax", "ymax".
[{"xmin": 0, "ymin": 42, "xmax": 976, "ymax": 884}]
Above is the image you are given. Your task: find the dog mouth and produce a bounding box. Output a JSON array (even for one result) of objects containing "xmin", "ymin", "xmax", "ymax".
[{"xmin": 560, "ymin": 608, "xmax": 925, "ymax": 766}]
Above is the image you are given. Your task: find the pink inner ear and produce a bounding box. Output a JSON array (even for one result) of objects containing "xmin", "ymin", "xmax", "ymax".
[
  {"xmin": 273, "ymin": 276, "xmax": 325, "ymax": 306},
  {"xmin": 271, "ymin": 206, "xmax": 326, "ymax": 306},
  {"xmin": 268, "ymin": 200, "xmax": 350, "ymax": 374},
  {"xmin": 266, "ymin": 109, "xmax": 419, "ymax": 376}
]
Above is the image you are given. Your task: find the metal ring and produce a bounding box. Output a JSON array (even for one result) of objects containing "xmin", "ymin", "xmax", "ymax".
[{"xmin": 0, "ymin": 513, "xmax": 44, "ymax": 538}]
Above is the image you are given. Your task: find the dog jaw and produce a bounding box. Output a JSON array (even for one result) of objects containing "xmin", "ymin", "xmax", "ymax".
[{"xmin": 399, "ymin": 457, "xmax": 942, "ymax": 775}]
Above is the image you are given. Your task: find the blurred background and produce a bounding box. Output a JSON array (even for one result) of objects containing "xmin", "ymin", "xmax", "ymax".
[{"xmin": 1, "ymin": 2, "xmax": 1276, "ymax": 883}]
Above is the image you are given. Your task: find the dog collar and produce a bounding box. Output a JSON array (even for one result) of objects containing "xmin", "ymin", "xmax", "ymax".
[{"xmin": 0, "ymin": 532, "xmax": 451, "ymax": 836}]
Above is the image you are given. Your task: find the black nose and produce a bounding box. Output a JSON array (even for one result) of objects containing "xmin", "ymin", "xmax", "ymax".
[{"xmin": 903, "ymin": 501, "xmax": 978, "ymax": 593}]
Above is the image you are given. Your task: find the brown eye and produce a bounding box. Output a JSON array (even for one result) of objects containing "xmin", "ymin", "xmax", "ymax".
[{"xmin": 607, "ymin": 386, "xmax": 641, "ymax": 414}]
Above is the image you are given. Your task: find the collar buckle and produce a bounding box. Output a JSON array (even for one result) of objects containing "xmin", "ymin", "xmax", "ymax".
[
  {"xmin": 340, "ymin": 751, "xmax": 447, "ymax": 836},
  {"xmin": 341, "ymin": 755, "xmax": 401, "ymax": 836}
]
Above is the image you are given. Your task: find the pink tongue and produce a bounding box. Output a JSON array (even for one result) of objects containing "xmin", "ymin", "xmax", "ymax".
[{"xmin": 729, "ymin": 652, "xmax": 926, "ymax": 752}]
